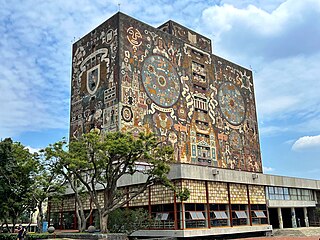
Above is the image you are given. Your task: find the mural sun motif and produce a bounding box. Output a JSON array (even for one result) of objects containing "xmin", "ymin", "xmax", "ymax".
[
  {"xmin": 218, "ymin": 82, "xmax": 246, "ymax": 125},
  {"xmin": 141, "ymin": 55, "xmax": 181, "ymax": 108}
]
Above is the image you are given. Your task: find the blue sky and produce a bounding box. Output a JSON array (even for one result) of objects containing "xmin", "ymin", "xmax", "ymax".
[{"xmin": 1, "ymin": 0, "xmax": 319, "ymax": 179}]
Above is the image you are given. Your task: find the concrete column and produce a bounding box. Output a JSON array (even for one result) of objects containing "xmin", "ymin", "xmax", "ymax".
[
  {"xmin": 180, "ymin": 203, "xmax": 186, "ymax": 229},
  {"xmin": 303, "ymin": 207, "xmax": 309, "ymax": 227},
  {"xmin": 277, "ymin": 207, "xmax": 283, "ymax": 229},
  {"xmin": 291, "ymin": 207, "xmax": 297, "ymax": 228},
  {"xmin": 246, "ymin": 205, "xmax": 250, "ymax": 226},
  {"xmin": 226, "ymin": 205, "xmax": 231, "ymax": 226},
  {"xmin": 204, "ymin": 204, "xmax": 208, "ymax": 227}
]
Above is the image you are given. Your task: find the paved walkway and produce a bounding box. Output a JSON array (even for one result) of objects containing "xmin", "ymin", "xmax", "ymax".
[{"xmin": 235, "ymin": 237, "xmax": 320, "ymax": 240}]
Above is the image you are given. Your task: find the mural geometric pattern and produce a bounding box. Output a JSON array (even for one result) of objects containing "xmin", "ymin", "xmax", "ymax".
[{"xmin": 141, "ymin": 55, "xmax": 180, "ymax": 108}]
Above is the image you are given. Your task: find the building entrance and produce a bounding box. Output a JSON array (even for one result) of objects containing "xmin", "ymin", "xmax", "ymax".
[
  {"xmin": 281, "ymin": 208, "xmax": 292, "ymax": 228},
  {"xmin": 268, "ymin": 208, "xmax": 279, "ymax": 229},
  {"xmin": 295, "ymin": 208, "xmax": 306, "ymax": 227}
]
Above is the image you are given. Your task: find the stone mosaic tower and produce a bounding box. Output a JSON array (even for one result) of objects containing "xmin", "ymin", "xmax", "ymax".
[{"xmin": 70, "ymin": 12, "xmax": 262, "ymax": 173}]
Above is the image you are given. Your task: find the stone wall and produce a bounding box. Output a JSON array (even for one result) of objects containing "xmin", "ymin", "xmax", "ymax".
[
  {"xmin": 70, "ymin": 13, "xmax": 119, "ymax": 139},
  {"xmin": 117, "ymin": 13, "xmax": 262, "ymax": 172}
]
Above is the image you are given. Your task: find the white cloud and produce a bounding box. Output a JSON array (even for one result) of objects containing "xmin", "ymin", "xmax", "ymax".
[
  {"xmin": 199, "ymin": 0, "xmax": 320, "ymax": 136},
  {"xmin": 221, "ymin": 0, "xmax": 286, "ymax": 12},
  {"xmin": 284, "ymin": 139, "xmax": 295, "ymax": 145},
  {"xmin": 263, "ymin": 166, "xmax": 275, "ymax": 172},
  {"xmin": 26, "ymin": 146, "xmax": 41, "ymax": 154},
  {"xmin": 292, "ymin": 135, "xmax": 320, "ymax": 151},
  {"xmin": 201, "ymin": 0, "xmax": 320, "ymax": 60},
  {"xmin": 254, "ymin": 53, "xmax": 320, "ymax": 120},
  {"xmin": 259, "ymin": 125, "xmax": 289, "ymax": 136},
  {"xmin": 0, "ymin": 0, "xmax": 118, "ymax": 139}
]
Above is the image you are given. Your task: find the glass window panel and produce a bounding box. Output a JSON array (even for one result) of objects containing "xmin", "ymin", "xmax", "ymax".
[
  {"xmin": 268, "ymin": 187, "xmax": 274, "ymax": 194},
  {"xmin": 196, "ymin": 212, "xmax": 205, "ymax": 220},
  {"xmin": 283, "ymin": 188, "xmax": 289, "ymax": 194},
  {"xmin": 161, "ymin": 213, "xmax": 169, "ymax": 220},
  {"xmin": 254, "ymin": 211, "xmax": 266, "ymax": 218},
  {"xmin": 220, "ymin": 211, "xmax": 228, "ymax": 219},
  {"xmin": 235, "ymin": 211, "xmax": 247, "ymax": 219},
  {"xmin": 290, "ymin": 188, "xmax": 297, "ymax": 195},
  {"xmin": 190, "ymin": 211, "xmax": 198, "ymax": 220},
  {"xmin": 155, "ymin": 213, "xmax": 162, "ymax": 220},
  {"xmin": 214, "ymin": 211, "xmax": 228, "ymax": 219}
]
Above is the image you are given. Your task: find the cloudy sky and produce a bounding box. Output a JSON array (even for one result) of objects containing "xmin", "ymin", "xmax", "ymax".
[{"xmin": 1, "ymin": 0, "xmax": 319, "ymax": 179}]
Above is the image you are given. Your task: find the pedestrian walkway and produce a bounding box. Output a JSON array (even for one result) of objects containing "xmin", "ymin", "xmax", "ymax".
[
  {"xmin": 234, "ymin": 227, "xmax": 320, "ymax": 240},
  {"xmin": 235, "ymin": 237, "xmax": 319, "ymax": 240},
  {"xmin": 273, "ymin": 227, "xmax": 320, "ymax": 237}
]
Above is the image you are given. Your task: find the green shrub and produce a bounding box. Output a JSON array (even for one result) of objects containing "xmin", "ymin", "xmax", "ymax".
[
  {"xmin": 0, "ymin": 233, "xmax": 50, "ymax": 240},
  {"xmin": 108, "ymin": 208, "xmax": 149, "ymax": 233},
  {"xmin": 26, "ymin": 233, "xmax": 49, "ymax": 239},
  {"xmin": 0, "ymin": 234, "xmax": 18, "ymax": 240}
]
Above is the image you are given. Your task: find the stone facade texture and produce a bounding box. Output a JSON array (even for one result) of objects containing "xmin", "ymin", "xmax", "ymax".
[{"xmin": 70, "ymin": 12, "xmax": 262, "ymax": 173}]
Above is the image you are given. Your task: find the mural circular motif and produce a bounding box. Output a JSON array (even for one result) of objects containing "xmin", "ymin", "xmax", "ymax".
[
  {"xmin": 229, "ymin": 130, "xmax": 242, "ymax": 150},
  {"xmin": 121, "ymin": 106, "xmax": 133, "ymax": 122},
  {"xmin": 141, "ymin": 55, "xmax": 180, "ymax": 107},
  {"xmin": 218, "ymin": 82, "xmax": 245, "ymax": 125}
]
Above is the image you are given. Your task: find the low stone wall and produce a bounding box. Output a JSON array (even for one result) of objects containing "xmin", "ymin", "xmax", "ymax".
[{"xmin": 51, "ymin": 233, "xmax": 128, "ymax": 240}]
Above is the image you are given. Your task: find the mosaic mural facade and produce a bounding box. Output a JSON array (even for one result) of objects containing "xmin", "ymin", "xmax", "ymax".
[
  {"xmin": 70, "ymin": 12, "xmax": 262, "ymax": 173},
  {"xmin": 70, "ymin": 14, "xmax": 119, "ymax": 139},
  {"xmin": 118, "ymin": 13, "xmax": 261, "ymax": 172}
]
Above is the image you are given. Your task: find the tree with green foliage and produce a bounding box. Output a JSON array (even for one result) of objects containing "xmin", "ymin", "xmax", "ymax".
[
  {"xmin": 32, "ymin": 151, "xmax": 66, "ymax": 232},
  {"xmin": 42, "ymin": 140, "xmax": 92, "ymax": 232},
  {"xmin": 44, "ymin": 131, "xmax": 173, "ymax": 233},
  {"xmin": 0, "ymin": 138, "xmax": 39, "ymax": 232}
]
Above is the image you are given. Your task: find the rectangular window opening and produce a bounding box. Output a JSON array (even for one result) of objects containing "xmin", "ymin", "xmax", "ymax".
[
  {"xmin": 213, "ymin": 211, "xmax": 228, "ymax": 219},
  {"xmin": 253, "ymin": 211, "xmax": 266, "ymax": 218},
  {"xmin": 190, "ymin": 211, "xmax": 205, "ymax": 220},
  {"xmin": 235, "ymin": 211, "xmax": 247, "ymax": 219}
]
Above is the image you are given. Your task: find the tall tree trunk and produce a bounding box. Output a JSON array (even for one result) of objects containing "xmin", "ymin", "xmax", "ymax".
[
  {"xmin": 75, "ymin": 203, "xmax": 82, "ymax": 232},
  {"xmin": 79, "ymin": 207, "xmax": 87, "ymax": 232},
  {"xmin": 75, "ymin": 193, "xmax": 92, "ymax": 232},
  {"xmin": 68, "ymin": 176, "xmax": 88, "ymax": 232},
  {"xmin": 37, "ymin": 201, "xmax": 44, "ymax": 233},
  {"xmin": 99, "ymin": 212, "xmax": 108, "ymax": 233}
]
